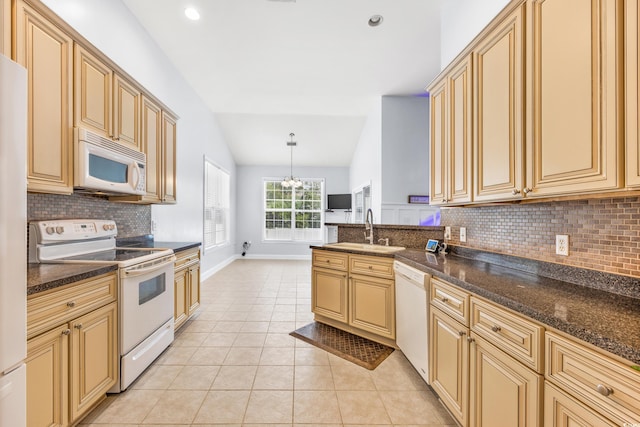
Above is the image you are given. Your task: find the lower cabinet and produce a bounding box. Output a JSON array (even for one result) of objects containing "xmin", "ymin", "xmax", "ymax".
[
  {"xmin": 311, "ymin": 249, "xmax": 395, "ymax": 342},
  {"xmin": 174, "ymin": 247, "xmax": 201, "ymax": 330},
  {"xmin": 26, "ymin": 273, "xmax": 118, "ymax": 427},
  {"xmin": 544, "ymin": 382, "xmax": 617, "ymax": 427}
]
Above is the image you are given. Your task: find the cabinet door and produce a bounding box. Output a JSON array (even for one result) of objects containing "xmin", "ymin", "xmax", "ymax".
[
  {"xmin": 113, "ymin": 74, "xmax": 141, "ymax": 150},
  {"xmin": 15, "ymin": 1, "xmax": 73, "ymax": 194},
  {"xmin": 188, "ymin": 263, "xmax": 201, "ymax": 316},
  {"xmin": 544, "ymin": 382, "xmax": 617, "ymax": 427},
  {"xmin": 174, "ymin": 268, "xmax": 188, "ymax": 329},
  {"xmin": 529, "ymin": 0, "xmax": 623, "ymax": 196},
  {"xmin": 26, "ymin": 325, "xmax": 69, "ymax": 427},
  {"xmin": 429, "ymin": 78, "xmax": 448, "ymax": 205},
  {"xmin": 474, "ymin": 4, "xmax": 525, "ymax": 202},
  {"xmin": 311, "ymin": 266, "xmax": 348, "ymax": 322},
  {"xmin": 348, "ymin": 274, "xmax": 395, "ymax": 339},
  {"xmin": 74, "ymin": 45, "xmax": 112, "ymax": 137},
  {"xmin": 449, "ymin": 55, "xmax": 473, "ymax": 204},
  {"xmin": 626, "ymin": 0, "xmax": 640, "ymax": 188},
  {"xmin": 69, "ymin": 302, "xmax": 117, "ymax": 422},
  {"xmin": 161, "ymin": 111, "xmax": 177, "ymax": 203},
  {"xmin": 470, "ymin": 335, "xmax": 542, "ymax": 427},
  {"xmin": 141, "ymin": 95, "xmax": 163, "ymax": 203},
  {"xmin": 429, "ymin": 307, "xmax": 469, "ymax": 426}
]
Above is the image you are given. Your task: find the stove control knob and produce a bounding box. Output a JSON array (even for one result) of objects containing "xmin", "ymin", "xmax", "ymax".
[
  {"xmin": 103, "ymin": 224, "xmax": 110, "ymax": 231},
  {"xmin": 111, "ymin": 224, "xmax": 116, "ymax": 230},
  {"xmin": 55, "ymin": 226, "xmax": 64, "ymax": 234},
  {"xmin": 45, "ymin": 226, "xmax": 55, "ymax": 235}
]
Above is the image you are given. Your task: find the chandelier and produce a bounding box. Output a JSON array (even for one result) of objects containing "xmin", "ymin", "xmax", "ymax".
[{"xmin": 281, "ymin": 133, "xmax": 303, "ymax": 188}]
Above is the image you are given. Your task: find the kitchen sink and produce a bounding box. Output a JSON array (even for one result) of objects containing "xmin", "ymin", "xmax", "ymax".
[{"xmin": 323, "ymin": 242, "xmax": 406, "ymax": 253}]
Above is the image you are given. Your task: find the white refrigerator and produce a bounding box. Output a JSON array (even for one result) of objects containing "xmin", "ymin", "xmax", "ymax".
[{"xmin": 0, "ymin": 53, "xmax": 27, "ymax": 427}]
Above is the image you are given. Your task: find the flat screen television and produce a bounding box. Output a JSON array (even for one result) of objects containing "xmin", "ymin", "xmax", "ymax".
[{"xmin": 327, "ymin": 194, "xmax": 352, "ymax": 210}]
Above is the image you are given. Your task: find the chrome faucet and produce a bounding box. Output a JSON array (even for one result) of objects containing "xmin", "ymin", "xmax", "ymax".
[{"xmin": 364, "ymin": 208, "xmax": 374, "ymax": 245}]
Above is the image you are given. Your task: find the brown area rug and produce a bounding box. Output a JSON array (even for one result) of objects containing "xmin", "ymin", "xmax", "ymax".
[{"xmin": 290, "ymin": 322, "xmax": 394, "ymax": 370}]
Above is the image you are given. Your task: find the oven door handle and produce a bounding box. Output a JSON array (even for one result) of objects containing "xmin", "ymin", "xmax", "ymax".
[{"xmin": 123, "ymin": 256, "xmax": 176, "ymax": 277}]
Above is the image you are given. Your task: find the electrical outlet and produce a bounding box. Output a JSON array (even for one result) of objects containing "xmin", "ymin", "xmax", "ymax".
[
  {"xmin": 151, "ymin": 220, "xmax": 157, "ymax": 232},
  {"xmin": 444, "ymin": 226, "xmax": 451, "ymax": 240},
  {"xmin": 556, "ymin": 235, "xmax": 569, "ymax": 256},
  {"xmin": 460, "ymin": 227, "xmax": 467, "ymax": 243}
]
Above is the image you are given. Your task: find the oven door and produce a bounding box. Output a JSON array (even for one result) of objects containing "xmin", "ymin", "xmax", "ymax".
[{"xmin": 120, "ymin": 255, "xmax": 175, "ymax": 355}]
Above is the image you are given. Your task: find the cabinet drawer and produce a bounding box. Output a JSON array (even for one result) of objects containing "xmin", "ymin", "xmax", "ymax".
[
  {"xmin": 546, "ymin": 331, "xmax": 640, "ymax": 425},
  {"xmin": 430, "ymin": 277, "xmax": 469, "ymax": 326},
  {"xmin": 470, "ymin": 298, "xmax": 543, "ymax": 373},
  {"xmin": 312, "ymin": 250, "xmax": 348, "ymax": 271},
  {"xmin": 349, "ymin": 255, "xmax": 394, "ymax": 279},
  {"xmin": 174, "ymin": 247, "xmax": 200, "ymax": 269},
  {"xmin": 27, "ymin": 273, "xmax": 117, "ymax": 339}
]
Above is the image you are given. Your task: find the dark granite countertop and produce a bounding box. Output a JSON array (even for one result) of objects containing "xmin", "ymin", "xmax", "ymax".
[
  {"xmin": 313, "ymin": 244, "xmax": 640, "ymax": 366},
  {"xmin": 27, "ymin": 263, "xmax": 118, "ymax": 296},
  {"xmin": 116, "ymin": 235, "xmax": 201, "ymax": 253}
]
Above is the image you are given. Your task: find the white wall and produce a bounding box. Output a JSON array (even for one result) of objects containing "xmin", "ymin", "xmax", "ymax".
[
  {"xmin": 440, "ymin": 0, "xmax": 511, "ymax": 67},
  {"xmin": 349, "ymin": 98, "xmax": 382, "ymax": 220},
  {"xmin": 236, "ymin": 165, "xmax": 350, "ymax": 258},
  {"xmin": 381, "ymin": 95, "xmax": 430, "ymax": 204},
  {"xmin": 42, "ymin": 0, "xmax": 237, "ymax": 276}
]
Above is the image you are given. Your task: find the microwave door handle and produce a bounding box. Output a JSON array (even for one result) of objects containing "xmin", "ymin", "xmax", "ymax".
[
  {"xmin": 123, "ymin": 257, "xmax": 176, "ymax": 277},
  {"xmin": 132, "ymin": 162, "xmax": 141, "ymax": 189}
]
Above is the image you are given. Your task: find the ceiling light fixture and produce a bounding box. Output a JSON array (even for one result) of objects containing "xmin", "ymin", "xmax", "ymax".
[
  {"xmin": 281, "ymin": 133, "xmax": 303, "ymax": 188},
  {"xmin": 368, "ymin": 14, "xmax": 383, "ymax": 27},
  {"xmin": 184, "ymin": 7, "xmax": 200, "ymax": 21}
]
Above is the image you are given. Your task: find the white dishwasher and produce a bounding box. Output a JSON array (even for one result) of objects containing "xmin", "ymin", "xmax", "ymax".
[{"xmin": 394, "ymin": 261, "xmax": 430, "ymax": 384}]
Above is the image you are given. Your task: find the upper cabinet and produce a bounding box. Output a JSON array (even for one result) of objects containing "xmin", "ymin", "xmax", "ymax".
[
  {"xmin": 15, "ymin": 0, "xmax": 74, "ymax": 194},
  {"xmin": 527, "ymin": 0, "xmax": 623, "ymax": 197},
  {"xmin": 1, "ymin": 0, "xmax": 9, "ymax": 55},
  {"xmin": 626, "ymin": 0, "xmax": 640, "ymax": 188},
  {"xmin": 429, "ymin": 55, "xmax": 473, "ymax": 206},
  {"xmin": 473, "ymin": 4, "xmax": 525, "ymax": 202},
  {"xmin": 429, "ymin": 0, "xmax": 629, "ymax": 206},
  {"xmin": 162, "ymin": 111, "xmax": 177, "ymax": 203},
  {"xmin": 74, "ymin": 45, "xmax": 141, "ymax": 151}
]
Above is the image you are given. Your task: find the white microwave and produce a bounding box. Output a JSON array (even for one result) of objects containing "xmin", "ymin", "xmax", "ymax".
[{"xmin": 74, "ymin": 127, "xmax": 146, "ymax": 195}]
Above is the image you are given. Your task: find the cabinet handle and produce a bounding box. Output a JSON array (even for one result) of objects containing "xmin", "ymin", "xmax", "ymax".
[
  {"xmin": 66, "ymin": 301, "xmax": 76, "ymax": 308},
  {"xmin": 326, "ymin": 260, "xmax": 330, "ymax": 263},
  {"xmin": 595, "ymin": 384, "xmax": 613, "ymax": 397},
  {"xmin": 458, "ymin": 330, "xmax": 466, "ymax": 336},
  {"xmin": 441, "ymin": 297, "xmax": 449, "ymax": 303},
  {"xmin": 74, "ymin": 324, "xmax": 83, "ymax": 330},
  {"xmin": 511, "ymin": 189, "xmax": 521, "ymax": 195},
  {"xmin": 491, "ymin": 325, "xmax": 502, "ymax": 333},
  {"xmin": 523, "ymin": 187, "xmax": 532, "ymax": 194},
  {"xmin": 61, "ymin": 329, "xmax": 71, "ymax": 336},
  {"xmin": 368, "ymin": 266, "xmax": 373, "ymax": 270},
  {"xmin": 467, "ymin": 336, "xmax": 475, "ymax": 343}
]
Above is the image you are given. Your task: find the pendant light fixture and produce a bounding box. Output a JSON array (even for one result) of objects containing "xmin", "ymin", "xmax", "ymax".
[{"xmin": 281, "ymin": 133, "xmax": 303, "ymax": 188}]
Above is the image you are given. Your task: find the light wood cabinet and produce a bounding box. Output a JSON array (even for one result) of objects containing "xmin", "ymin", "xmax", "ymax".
[
  {"xmin": 173, "ymin": 247, "xmax": 201, "ymax": 330},
  {"xmin": 15, "ymin": 0, "xmax": 74, "ymax": 194},
  {"xmin": 470, "ymin": 334, "xmax": 542, "ymax": 427},
  {"xmin": 473, "ymin": 3, "xmax": 525, "ymax": 202},
  {"xmin": 140, "ymin": 96, "xmax": 163, "ymax": 203},
  {"xmin": 429, "ymin": 55, "xmax": 473, "ymax": 206},
  {"xmin": 526, "ymin": 0, "xmax": 623, "ymax": 197},
  {"xmin": 626, "ymin": 0, "xmax": 640, "ymax": 188},
  {"xmin": 1, "ymin": 0, "xmax": 9, "ymax": 55},
  {"xmin": 545, "ymin": 331, "xmax": 640, "ymax": 425},
  {"xmin": 311, "ymin": 250, "xmax": 395, "ymax": 342},
  {"xmin": 544, "ymin": 382, "xmax": 617, "ymax": 427},
  {"xmin": 161, "ymin": 111, "xmax": 177, "ymax": 203},
  {"xmin": 429, "ymin": 306, "xmax": 469, "ymax": 426},
  {"xmin": 26, "ymin": 273, "xmax": 118, "ymax": 427},
  {"xmin": 74, "ymin": 44, "xmax": 141, "ymax": 151}
]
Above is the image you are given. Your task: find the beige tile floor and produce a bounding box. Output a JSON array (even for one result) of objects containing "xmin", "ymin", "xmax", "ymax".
[{"xmin": 80, "ymin": 259, "xmax": 455, "ymax": 427}]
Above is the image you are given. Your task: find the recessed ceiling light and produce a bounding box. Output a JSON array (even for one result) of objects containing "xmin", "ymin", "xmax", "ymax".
[
  {"xmin": 368, "ymin": 14, "xmax": 383, "ymax": 27},
  {"xmin": 184, "ymin": 7, "xmax": 200, "ymax": 21}
]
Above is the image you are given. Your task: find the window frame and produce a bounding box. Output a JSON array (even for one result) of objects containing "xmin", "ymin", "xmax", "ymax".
[{"xmin": 203, "ymin": 157, "xmax": 230, "ymax": 253}]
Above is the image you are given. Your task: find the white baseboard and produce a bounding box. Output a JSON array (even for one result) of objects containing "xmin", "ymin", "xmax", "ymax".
[{"xmin": 200, "ymin": 254, "xmax": 238, "ymax": 281}]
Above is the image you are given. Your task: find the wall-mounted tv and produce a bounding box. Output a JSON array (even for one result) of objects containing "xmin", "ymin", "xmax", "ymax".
[{"xmin": 327, "ymin": 194, "xmax": 352, "ymax": 210}]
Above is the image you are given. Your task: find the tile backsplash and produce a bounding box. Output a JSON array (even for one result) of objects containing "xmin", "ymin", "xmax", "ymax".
[
  {"xmin": 28, "ymin": 193, "xmax": 150, "ymax": 238},
  {"xmin": 441, "ymin": 196, "xmax": 640, "ymax": 278}
]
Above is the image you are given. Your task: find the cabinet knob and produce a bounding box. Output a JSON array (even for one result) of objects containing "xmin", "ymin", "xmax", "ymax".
[
  {"xmin": 61, "ymin": 329, "xmax": 71, "ymax": 336},
  {"xmin": 511, "ymin": 189, "xmax": 521, "ymax": 195},
  {"xmin": 74, "ymin": 324, "xmax": 83, "ymax": 330},
  {"xmin": 491, "ymin": 325, "xmax": 502, "ymax": 333},
  {"xmin": 441, "ymin": 297, "xmax": 449, "ymax": 303},
  {"xmin": 467, "ymin": 336, "xmax": 475, "ymax": 343},
  {"xmin": 595, "ymin": 384, "xmax": 613, "ymax": 397},
  {"xmin": 368, "ymin": 265, "xmax": 373, "ymax": 270},
  {"xmin": 458, "ymin": 330, "xmax": 466, "ymax": 336},
  {"xmin": 66, "ymin": 301, "xmax": 76, "ymax": 308},
  {"xmin": 523, "ymin": 187, "xmax": 532, "ymax": 194}
]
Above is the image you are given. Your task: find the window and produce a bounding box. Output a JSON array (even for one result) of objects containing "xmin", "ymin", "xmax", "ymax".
[
  {"xmin": 264, "ymin": 178, "xmax": 324, "ymax": 242},
  {"xmin": 204, "ymin": 158, "xmax": 230, "ymax": 251}
]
